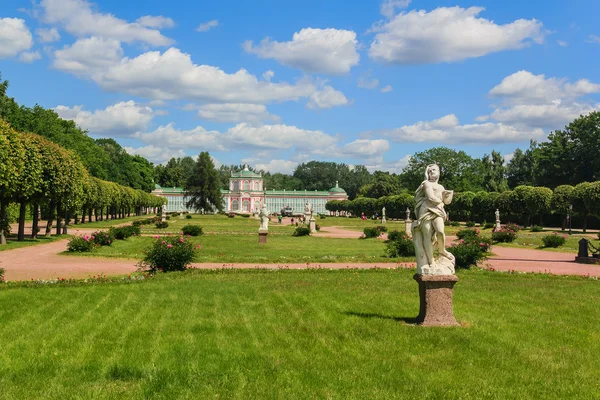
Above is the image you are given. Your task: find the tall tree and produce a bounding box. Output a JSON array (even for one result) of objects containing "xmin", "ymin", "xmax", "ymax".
[
  {"xmin": 185, "ymin": 152, "xmax": 223, "ymax": 212},
  {"xmin": 506, "ymin": 146, "xmax": 536, "ymax": 189},
  {"xmin": 481, "ymin": 150, "xmax": 508, "ymax": 192}
]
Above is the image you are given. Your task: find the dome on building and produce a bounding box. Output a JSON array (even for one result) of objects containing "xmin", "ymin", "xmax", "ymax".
[
  {"xmin": 231, "ymin": 165, "xmax": 262, "ymax": 179},
  {"xmin": 328, "ymin": 181, "xmax": 346, "ymax": 194}
]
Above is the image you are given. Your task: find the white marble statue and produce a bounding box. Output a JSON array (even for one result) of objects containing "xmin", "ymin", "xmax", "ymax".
[
  {"xmin": 495, "ymin": 209, "xmax": 500, "ymax": 223},
  {"xmin": 411, "ymin": 164, "xmax": 455, "ymax": 275},
  {"xmin": 259, "ymin": 203, "xmax": 269, "ymax": 231},
  {"xmin": 406, "ymin": 207, "xmax": 411, "ymax": 221}
]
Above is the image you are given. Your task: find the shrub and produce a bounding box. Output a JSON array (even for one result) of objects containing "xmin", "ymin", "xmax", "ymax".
[
  {"xmin": 363, "ymin": 227, "xmax": 381, "ymax": 238},
  {"xmin": 228, "ymin": 213, "xmax": 235, "ymax": 218},
  {"xmin": 155, "ymin": 221, "xmax": 169, "ymax": 229},
  {"xmin": 241, "ymin": 214, "xmax": 250, "ymax": 218},
  {"xmin": 377, "ymin": 225, "xmax": 388, "ymax": 233},
  {"xmin": 483, "ymin": 222, "xmax": 495, "ymax": 230},
  {"xmin": 385, "ymin": 230, "xmax": 415, "ymax": 257},
  {"xmin": 319, "ymin": 214, "xmax": 326, "ymax": 219},
  {"xmin": 186, "ymin": 215, "xmax": 192, "ymax": 219},
  {"xmin": 110, "ymin": 225, "xmax": 141, "ymax": 240},
  {"xmin": 67, "ymin": 235, "xmax": 97, "ymax": 252},
  {"xmin": 456, "ymin": 228, "xmax": 480, "ymax": 241},
  {"xmin": 492, "ymin": 227, "xmax": 517, "ymax": 243},
  {"xmin": 138, "ymin": 235, "xmax": 197, "ymax": 273},
  {"xmin": 450, "ymin": 221, "xmax": 460, "ymax": 227},
  {"xmin": 293, "ymin": 227, "xmax": 311, "ymax": 236},
  {"xmin": 504, "ymin": 222, "xmax": 520, "ymax": 233},
  {"xmin": 182, "ymin": 225, "xmax": 203, "ymax": 236},
  {"xmin": 448, "ymin": 240, "xmax": 489, "ymax": 269},
  {"xmin": 465, "ymin": 221, "xmax": 476, "ymax": 227},
  {"xmin": 91, "ymin": 230, "xmax": 114, "ymax": 246},
  {"xmin": 165, "ymin": 216, "xmax": 171, "ymax": 220},
  {"xmin": 542, "ymin": 233, "xmax": 567, "ymax": 248},
  {"xmin": 0, "ymin": 267, "xmax": 5, "ymax": 283},
  {"xmin": 530, "ymin": 225, "xmax": 544, "ymax": 232},
  {"xmin": 315, "ymin": 224, "xmax": 321, "ymax": 232},
  {"xmin": 596, "ymin": 232, "xmax": 600, "ymax": 241}
]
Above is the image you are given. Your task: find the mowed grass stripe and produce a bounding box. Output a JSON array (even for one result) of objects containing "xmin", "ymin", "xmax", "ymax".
[{"xmin": 0, "ymin": 269, "xmax": 599, "ymax": 399}]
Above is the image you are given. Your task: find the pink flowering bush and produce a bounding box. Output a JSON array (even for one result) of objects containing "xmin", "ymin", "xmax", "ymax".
[
  {"xmin": 91, "ymin": 230, "xmax": 114, "ymax": 246},
  {"xmin": 542, "ymin": 232, "xmax": 567, "ymax": 248},
  {"xmin": 492, "ymin": 225, "xmax": 518, "ymax": 243},
  {"xmin": 138, "ymin": 235, "xmax": 197, "ymax": 273},
  {"xmin": 0, "ymin": 267, "xmax": 5, "ymax": 283},
  {"xmin": 456, "ymin": 228, "xmax": 480, "ymax": 241},
  {"xmin": 448, "ymin": 229, "xmax": 492, "ymax": 269},
  {"xmin": 67, "ymin": 235, "xmax": 97, "ymax": 252}
]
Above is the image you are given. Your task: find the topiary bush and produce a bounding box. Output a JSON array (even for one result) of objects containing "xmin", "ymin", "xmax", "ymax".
[
  {"xmin": 182, "ymin": 225, "xmax": 203, "ymax": 236},
  {"xmin": 530, "ymin": 225, "xmax": 544, "ymax": 232},
  {"xmin": 67, "ymin": 235, "xmax": 97, "ymax": 252},
  {"xmin": 138, "ymin": 235, "xmax": 197, "ymax": 273},
  {"xmin": 293, "ymin": 227, "xmax": 311, "ymax": 236},
  {"xmin": 363, "ymin": 227, "xmax": 381, "ymax": 238},
  {"xmin": 542, "ymin": 233, "xmax": 567, "ymax": 248},
  {"xmin": 465, "ymin": 221, "xmax": 476, "ymax": 227},
  {"xmin": 186, "ymin": 214, "xmax": 192, "ymax": 219},
  {"xmin": 165, "ymin": 216, "xmax": 171, "ymax": 220},
  {"xmin": 155, "ymin": 221, "xmax": 169, "ymax": 229},
  {"xmin": 91, "ymin": 230, "xmax": 114, "ymax": 246},
  {"xmin": 456, "ymin": 228, "xmax": 480, "ymax": 241},
  {"xmin": 385, "ymin": 230, "xmax": 415, "ymax": 257}
]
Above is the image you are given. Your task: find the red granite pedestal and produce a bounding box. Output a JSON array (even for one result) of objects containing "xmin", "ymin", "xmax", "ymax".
[
  {"xmin": 414, "ymin": 274, "xmax": 459, "ymax": 327},
  {"xmin": 258, "ymin": 230, "xmax": 268, "ymax": 244}
]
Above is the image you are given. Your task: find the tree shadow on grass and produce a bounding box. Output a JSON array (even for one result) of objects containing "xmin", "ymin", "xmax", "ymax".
[{"xmin": 343, "ymin": 311, "xmax": 419, "ymax": 325}]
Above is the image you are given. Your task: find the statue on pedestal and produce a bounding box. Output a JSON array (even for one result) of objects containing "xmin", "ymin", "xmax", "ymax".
[
  {"xmin": 412, "ymin": 164, "xmax": 455, "ymax": 275},
  {"xmin": 259, "ymin": 203, "xmax": 269, "ymax": 231}
]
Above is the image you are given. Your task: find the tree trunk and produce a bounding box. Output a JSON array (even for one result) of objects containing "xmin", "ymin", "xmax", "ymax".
[
  {"xmin": 81, "ymin": 209, "xmax": 86, "ymax": 224},
  {"xmin": 17, "ymin": 201, "xmax": 27, "ymax": 241},
  {"xmin": 539, "ymin": 214, "xmax": 543, "ymax": 227},
  {"xmin": 45, "ymin": 202, "xmax": 55, "ymax": 237},
  {"xmin": 62, "ymin": 210, "xmax": 68, "ymax": 234},
  {"xmin": 56, "ymin": 203, "xmax": 62, "ymax": 236},
  {"xmin": 561, "ymin": 215, "xmax": 566, "ymax": 231},
  {"xmin": 0, "ymin": 201, "xmax": 7, "ymax": 245},
  {"xmin": 583, "ymin": 213, "xmax": 587, "ymax": 233},
  {"xmin": 31, "ymin": 203, "xmax": 39, "ymax": 239},
  {"xmin": 89, "ymin": 208, "xmax": 93, "ymax": 222}
]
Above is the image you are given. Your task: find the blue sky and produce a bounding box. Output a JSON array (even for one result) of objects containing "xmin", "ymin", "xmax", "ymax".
[{"xmin": 1, "ymin": 0, "xmax": 599, "ymax": 173}]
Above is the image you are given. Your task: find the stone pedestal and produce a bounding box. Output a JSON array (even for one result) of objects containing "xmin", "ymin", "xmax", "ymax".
[
  {"xmin": 382, "ymin": 217, "xmax": 386, "ymax": 224},
  {"xmin": 309, "ymin": 218, "xmax": 317, "ymax": 234},
  {"xmin": 414, "ymin": 274, "xmax": 459, "ymax": 327},
  {"xmin": 495, "ymin": 222, "xmax": 501, "ymax": 231},
  {"xmin": 405, "ymin": 219, "xmax": 412, "ymax": 236},
  {"xmin": 258, "ymin": 230, "xmax": 268, "ymax": 244}
]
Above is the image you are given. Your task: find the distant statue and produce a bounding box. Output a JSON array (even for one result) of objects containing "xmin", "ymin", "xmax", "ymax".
[
  {"xmin": 495, "ymin": 209, "xmax": 500, "ymax": 223},
  {"xmin": 382, "ymin": 207, "xmax": 386, "ymax": 217},
  {"xmin": 406, "ymin": 207, "xmax": 411, "ymax": 221},
  {"xmin": 412, "ymin": 164, "xmax": 455, "ymax": 275},
  {"xmin": 259, "ymin": 203, "xmax": 269, "ymax": 231}
]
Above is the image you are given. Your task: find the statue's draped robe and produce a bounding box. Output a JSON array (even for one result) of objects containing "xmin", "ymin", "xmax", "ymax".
[{"xmin": 413, "ymin": 180, "xmax": 446, "ymax": 246}]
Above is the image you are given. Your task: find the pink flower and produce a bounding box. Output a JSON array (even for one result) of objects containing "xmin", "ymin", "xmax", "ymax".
[
  {"xmin": 162, "ymin": 241, "xmax": 166, "ymax": 245},
  {"xmin": 167, "ymin": 244, "xmax": 173, "ymax": 249},
  {"xmin": 154, "ymin": 235, "xmax": 159, "ymax": 239},
  {"xmin": 179, "ymin": 237, "xmax": 184, "ymax": 243}
]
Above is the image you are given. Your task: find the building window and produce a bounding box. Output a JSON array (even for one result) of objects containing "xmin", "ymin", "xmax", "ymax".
[
  {"xmin": 243, "ymin": 200, "xmax": 250, "ymax": 212},
  {"xmin": 233, "ymin": 181, "xmax": 239, "ymax": 191},
  {"xmin": 232, "ymin": 199, "xmax": 239, "ymax": 211},
  {"xmin": 243, "ymin": 181, "xmax": 250, "ymax": 191}
]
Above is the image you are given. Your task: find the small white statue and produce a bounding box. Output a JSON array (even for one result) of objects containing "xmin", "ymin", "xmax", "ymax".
[
  {"xmin": 406, "ymin": 207, "xmax": 411, "ymax": 221},
  {"xmin": 495, "ymin": 209, "xmax": 500, "ymax": 223},
  {"xmin": 259, "ymin": 203, "xmax": 269, "ymax": 231},
  {"xmin": 382, "ymin": 207, "xmax": 386, "ymax": 217},
  {"xmin": 412, "ymin": 164, "xmax": 455, "ymax": 275}
]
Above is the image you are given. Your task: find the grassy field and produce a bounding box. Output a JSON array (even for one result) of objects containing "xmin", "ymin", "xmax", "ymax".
[
  {"xmin": 61, "ymin": 234, "xmax": 407, "ymax": 264},
  {"xmin": 0, "ymin": 268, "xmax": 598, "ymax": 399},
  {"xmin": 0, "ymin": 234, "xmax": 70, "ymax": 252}
]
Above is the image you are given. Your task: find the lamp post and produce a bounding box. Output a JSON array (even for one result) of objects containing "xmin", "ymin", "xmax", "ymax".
[{"xmin": 568, "ymin": 204, "xmax": 573, "ymax": 236}]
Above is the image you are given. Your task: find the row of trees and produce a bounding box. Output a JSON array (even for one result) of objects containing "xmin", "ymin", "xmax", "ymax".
[
  {"xmin": 0, "ymin": 73, "xmax": 155, "ymax": 191},
  {"xmin": 326, "ymin": 183, "xmax": 600, "ymax": 232},
  {"xmin": 0, "ymin": 119, "xmax": 165, "ymax": 244}
]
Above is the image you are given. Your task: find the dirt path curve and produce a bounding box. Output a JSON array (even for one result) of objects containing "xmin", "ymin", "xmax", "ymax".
[{"xmin": 1, "ymin": 226, "xmax": 598, "ymax": 282}]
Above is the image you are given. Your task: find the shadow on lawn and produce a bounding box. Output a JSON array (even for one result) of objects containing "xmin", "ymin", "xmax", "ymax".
[{"xmin": 343, "ymin": 311, "xmax": 418, "ymax": 325}]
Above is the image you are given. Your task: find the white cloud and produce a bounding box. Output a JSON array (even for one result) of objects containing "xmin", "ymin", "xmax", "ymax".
[
  {"xmin": 557, "ymin": 40, "xmax": 568, "ymax": 47},
  {"xmin": 253, "ymin": 159, "xmax": 298, "ymax": 174},
  {"xmin": 134, "ymin": 123, "xmax": 224, "ymax": 151},
  {"xmin": 39, "ymin": 0, "xmax": 173, "ymax": 46},
  {"xmin": 0, "ymin": 18, "xmax": 33, "ymax": 58},
  {"xmin": 124, "ymin": 145, "xmax": 186, "ymax": 164},
  {"xmin": 482, "ymin": 70, "xmax": 600, "ymax": 128},
  {"xmin": 307, "ymin": 86, "xmax": 349, "ymax": 109},
  {"xmin": 19, "ymin": 51, "xmax": 42, "ymax": 63},
  {"xmin": 262, "ymin": 70, "xmax": 275, "ymax": 81},
  {"xmin": 380, "ymin": 0, "xmax": 411, "ymax": 19},
  {"xmin": 36, "ymin": 27, "xmax": 60, "ymax": 42},
  {"xmin": 380, "ymin": 85, "xmax": 393, "ymax": 93},
  {"xmin": 196, "ymin": 20, "xmax": 218, "ymax": 32},
  {"xmin": 369, "ymin": 6, "xmax": 544, "ymax": 64},
  {"xmin": 224, "ymin": 123, "xmax": 338, "ymax": 151},
  {"xmin": 244, "ymin": 28, "xmax": 359, "ymax": 75},
  {"xmin": 331, "ymin": 139, "xmax": 390, "ymax": 158},
  {"xmin": 136, "ymin": 15, "xmax": 175, "ymax": 29},
  {"xmin": 366, "ymin": 155, "xmax": 412, "ymax": 173},
  {"xmin": 358, "ymin": 76, "xmax": 379, "ymax": 89},
  {"xmin": 379, "ymin": 113, "xmax": 544, "ymax": 144},
  {"xmin": 53, "ymin": 36, "xmax": 123, "ymax": 75},
  {"xmin": 196, "ymin": 103, "xmax": 279, "ymax": 123},
  {"xmin": 54, "ymin": 100, "xmax": 155, "ymax": 136},
  {"xmin": 586, "ymin": 34, "xmax": 600, "ymax": 44}
]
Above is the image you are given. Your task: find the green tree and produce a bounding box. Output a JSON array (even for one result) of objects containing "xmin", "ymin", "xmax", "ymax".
[
  {"xmin": 506, "ymin": 146, "xmax": 536, "ymax": 189},
  {"xmin": 481, "ymin": 151, "xmax": 508, "ymax": 192},
  {"xmin": 551, "ymin": 185, "xmax": 574, "ymax": 230},
  {"xmin": 185, "ymin": 152, "xmax": 223, "ymax": 213},
  {"xmin": 358, "ymin": 171, "xmax": 401, "ymax": 198}
]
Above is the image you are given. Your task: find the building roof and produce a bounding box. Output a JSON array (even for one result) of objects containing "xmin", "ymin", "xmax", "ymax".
[
  {"xmin": 153, "ymin": 184, "xmax": 185, "ymax": 194},
  {"xmin": 328, "ymin": 181, "xmax": 347, "ymax": 194},
  {"xmin": 231, "ymin": 165, "xmax": 262, "ymax": 179}
]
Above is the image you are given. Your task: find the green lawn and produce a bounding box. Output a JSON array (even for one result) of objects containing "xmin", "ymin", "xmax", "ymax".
[
  {"xmin": 74, "ymin": 215, "xmax": 153, "ymax": 229},
  {"xmin": 0, "ymin": 268, "xmax": 598, "ymax": 399},
  {"xmin": 0, "ymin": 234, "xmax": 70, "ymax": 252},
  {"xmin": 62, "ymin": 234, "xmax": 407, "ymax": 264}
]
